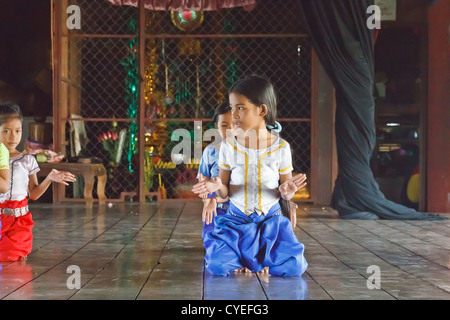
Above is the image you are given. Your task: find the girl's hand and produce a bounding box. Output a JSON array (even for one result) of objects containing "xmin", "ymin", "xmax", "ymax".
[
  {"xmin": 202, "ymin": 197, "xmax": 218, "ymax": 225},
  {"xmin": 192, "ymin": 174, "xmax": 222, "ymax": 197},
  {"xmin": 279, "ymin": 173, "xmax": 307, "ymax": 200},
  {"xmin": 48, "ymin": 169, "xmax": 76, "ymax": 186},
  {"xmin": 197, "ymin": 173, "xmax": 208, "ymax": 199}
]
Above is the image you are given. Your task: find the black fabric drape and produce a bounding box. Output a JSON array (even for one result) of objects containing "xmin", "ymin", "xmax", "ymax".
[{"xmin": 298, "ymin": 0, "xmax": 443, "ymax": 220}]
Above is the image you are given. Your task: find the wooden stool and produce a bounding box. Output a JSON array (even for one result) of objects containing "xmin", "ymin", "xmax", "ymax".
[{"xmin": 37, "ymin": 162, "xmax": 107, "ymax": 207}]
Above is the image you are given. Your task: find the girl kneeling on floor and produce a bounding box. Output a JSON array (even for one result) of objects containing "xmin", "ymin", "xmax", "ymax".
[
  {"xmin": 0, "ymin": 102, "xmax": 76, "ymax": 262},
  {"xmin": 193, "ymin": 76, "xmax": 308, "ymax": 276}
]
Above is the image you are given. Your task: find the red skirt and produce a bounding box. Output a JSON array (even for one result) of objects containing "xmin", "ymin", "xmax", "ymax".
[{"xmin": 0, "ymin": 198, "xmax": 33, "ymax": 262}]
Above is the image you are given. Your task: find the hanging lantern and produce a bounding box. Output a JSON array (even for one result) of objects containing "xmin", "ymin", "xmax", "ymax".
[{"xmin": 171, "ymin": 10, "xmax": 204, "ymax": 32}]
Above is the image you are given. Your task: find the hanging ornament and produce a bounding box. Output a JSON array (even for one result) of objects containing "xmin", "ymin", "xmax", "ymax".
[
  {"xmin": 144, "ymin": 38, "xmax": 158, "ymax": 109},
  {"xmin": 121, "ymin": 18, "xmax": 139, "ymax": 173},
  {"xmin": 171, "ymin": 10, "xmax": 204, "ymax": 32}
]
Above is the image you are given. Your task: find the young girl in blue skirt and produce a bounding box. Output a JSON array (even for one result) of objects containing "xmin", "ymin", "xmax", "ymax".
[
  {"xmin": 197, "ymin": 102, "xmax": 232, "ymax": 239},
  {"xmin": 193, "ymin": 76, "xmax": 308, "ymax": 277}
]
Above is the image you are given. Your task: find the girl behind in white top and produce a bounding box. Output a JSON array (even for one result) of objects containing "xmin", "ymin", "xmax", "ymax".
[{"xmin": 192, "ymin": 75, "xmax": 308, "ymax": 276}]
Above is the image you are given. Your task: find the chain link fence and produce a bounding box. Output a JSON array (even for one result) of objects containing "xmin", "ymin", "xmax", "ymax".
[{"xmin": 57, "ymin": 0, "xmax": 312, "ymax": 202}]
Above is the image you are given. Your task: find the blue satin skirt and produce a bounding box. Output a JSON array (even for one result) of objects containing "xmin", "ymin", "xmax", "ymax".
[{"xmin": 203, "ymin": 201, "xmax": 308, "ymax": 277}]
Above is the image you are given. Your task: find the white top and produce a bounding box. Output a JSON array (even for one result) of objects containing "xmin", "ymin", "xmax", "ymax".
[
  {"xmin": 218, "ymin": 136, "xmax": 293, "ymax": 215},
  {"xmin": 0, "ymin": 153, "xmax": 40, "ymax": 202}
]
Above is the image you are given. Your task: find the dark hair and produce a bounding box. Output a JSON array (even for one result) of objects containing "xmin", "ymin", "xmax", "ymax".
[
  {"xmin": 229, "ymin": 75, "xmax": 277, "ymax": 128},
  {"xmin": 279, "ymin": 199, "xmax": 292, "ymax": 222},
  {"xmin": 0, "ymin": 102, "xmax": 23, "ymax": 126},
  {"xmin": 212, "ymin": 102, "xmax": 231, "ymax": 124}
]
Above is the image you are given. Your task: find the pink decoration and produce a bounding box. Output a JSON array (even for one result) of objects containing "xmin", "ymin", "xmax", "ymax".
[
  {"xmin": 181, "ymin": 10, "xmax": 194, "ymax": 21},
  {"xmin": 106, "ymin": 0, "xmax": 257, "ymax": 11},
  {"xmin": 242, "ymin": 3, "xmax": 256, "ymax": 11}
]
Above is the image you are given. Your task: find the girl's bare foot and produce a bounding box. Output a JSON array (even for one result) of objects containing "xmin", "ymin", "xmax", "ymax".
[
  {"xmin": 257, "ymin": 267, "xmax": 269, "ymax": 274},
  {"xmin": 234, "ymin": 267, "xmax": 269, "ymax": 274}
]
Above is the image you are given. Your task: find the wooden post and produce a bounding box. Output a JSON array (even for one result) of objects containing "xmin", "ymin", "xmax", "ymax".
[
  {"xmin": 426, "ymin": 0, "xmax": 450, "ymax": 213},
  {"xmin": 138, "ymin": 0, "xmax": 146, "ymax": 202},
  {"xmin": 311, "ymin": 49, "xmax": 337, "ymax": 206},
  {"xmin": 51, "ymin": 0, "xmax": 63, "ymax": 203}
]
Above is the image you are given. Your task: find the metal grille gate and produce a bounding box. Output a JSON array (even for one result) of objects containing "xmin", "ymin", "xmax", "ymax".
[{"xmin": 53, "ymin": 0, "xmax": 313, "ymax": 202}]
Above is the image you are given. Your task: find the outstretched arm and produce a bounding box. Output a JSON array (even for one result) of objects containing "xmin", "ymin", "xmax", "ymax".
[
  {"xmin": 202, "ymin": 197, "xmax": 217, "ymax": 225},
  {"xmin": 192, "ymin": 168, "xmax": 230, "ymax": 199},
  {"xmin": 28, "ymin": 169, "xmax": 76, "ymax": 200},
  {"xmin": 279, "ymin": 173, "xmax": 307, "ymax": 200}
]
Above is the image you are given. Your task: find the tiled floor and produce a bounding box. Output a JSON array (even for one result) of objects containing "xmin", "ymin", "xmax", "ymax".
[{"xmin": 0, "ymin": 201, "xmax": 449, "ymax": 300}]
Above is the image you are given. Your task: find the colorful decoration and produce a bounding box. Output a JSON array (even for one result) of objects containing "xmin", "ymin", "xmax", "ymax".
[
  {"xmin": 144, "ymin": 38, "xmax": 158, "ymax": 109},
  {"xmin": 107, "ymin": 0, "xmax": 258, "ymax": 11},
  {"xmin": 144, "ymin": 37, "xmax": 171, "ymax": 159},
  {"xmin": 97, "ymin": 122, "xmax": 127, "ymax": 167},
  {"xmin": 144, "ymin": 38, "xmax": 172, "ymax": 121},
  {"xmin": 171, "ymin": 10, "xmax": 204, "ymax": 32},
  {"xmin": 121, "ymin": 18, "xmax": 139, "ymax": 172}
]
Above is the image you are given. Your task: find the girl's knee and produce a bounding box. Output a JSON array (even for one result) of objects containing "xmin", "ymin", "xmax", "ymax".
[{"xmin": 270, "ymin": 257, "xmax": 308, "ymax": 277}]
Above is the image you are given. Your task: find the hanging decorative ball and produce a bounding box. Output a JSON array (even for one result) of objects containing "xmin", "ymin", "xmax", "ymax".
[
  {"xmin": 171, "ymin": 10, "xmax": 204, "ymax": 32},
  {"xmin": 181, "ymin": 11, "xmax": 193, "ymax": 21}
]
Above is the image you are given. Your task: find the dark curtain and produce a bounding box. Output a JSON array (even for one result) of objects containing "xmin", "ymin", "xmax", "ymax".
[{"xmin": 298, "ymin": 0, "xmax": 443, "ymax": 220}]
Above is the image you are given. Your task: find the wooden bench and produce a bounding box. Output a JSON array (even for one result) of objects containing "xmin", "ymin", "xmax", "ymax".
[{"xmin": 37, "ymin": 162, "xmax": 107, "ymax": 207}]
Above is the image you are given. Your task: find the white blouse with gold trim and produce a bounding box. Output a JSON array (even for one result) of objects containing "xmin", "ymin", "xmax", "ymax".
[
  {"xmin": 218, "ymin": 136, "xmax": 293, "ymax": 216},
  {"xmin": 0, "ymin": 153, "xmax": 40, "ymax": 202}
]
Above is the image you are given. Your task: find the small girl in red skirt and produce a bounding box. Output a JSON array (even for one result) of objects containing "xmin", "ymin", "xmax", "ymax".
[{"xmin": 0, "ymin": 102, "xmax": 76, "ymax": 262}]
